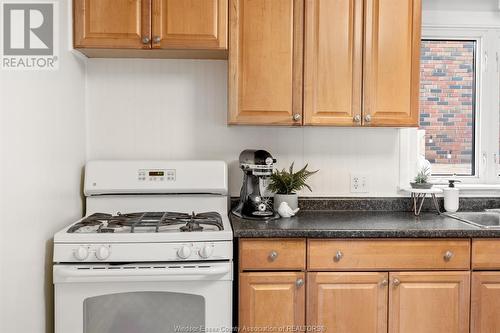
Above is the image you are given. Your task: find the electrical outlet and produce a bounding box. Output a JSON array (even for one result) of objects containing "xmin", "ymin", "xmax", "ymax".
[{"xmin": 350, "ymin": 173, "xmax": 369, "ymax": 193}]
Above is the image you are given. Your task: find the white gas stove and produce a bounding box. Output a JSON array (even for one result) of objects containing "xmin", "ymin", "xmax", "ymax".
[{"xmin": 53, "ymin": 160, "xmax": 233, "ymax": 333}]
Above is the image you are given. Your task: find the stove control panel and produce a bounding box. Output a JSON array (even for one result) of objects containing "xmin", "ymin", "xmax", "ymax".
[
  {"xmin": 137, "ymin": 169, "xmax": 176, "ymax": 182},
  {"xmin": 56, "ymin": 241, "xmax": 232, "ymax": 263}
]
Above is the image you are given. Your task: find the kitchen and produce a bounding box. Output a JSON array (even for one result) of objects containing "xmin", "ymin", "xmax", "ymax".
[{"xmin": 1, "ymin": 0, "xmax": 500, "ymax": 332}]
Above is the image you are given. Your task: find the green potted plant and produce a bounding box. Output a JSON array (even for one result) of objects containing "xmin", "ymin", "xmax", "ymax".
[
  {"xmin": 268, "ymin": 162, "xmax": 318, "ymax": 211},
  {"xmin": 410, "ymin": 165, "xmax": 433, "ymax": 189}
]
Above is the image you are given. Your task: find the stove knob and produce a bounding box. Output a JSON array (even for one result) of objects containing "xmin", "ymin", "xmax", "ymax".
[
  {"xmin": 199, "ymin": 245, "xmax": 214, "ymax": 259},
  {"xmin": 177, "ymin": 246, "xmax": 192, "ymax": 259},
  {"xmin": 95, "ymin": 246, "xmax": 111, "ymax": 260},
  {"xmin": 73, "ymin": 246, "xmax": 89, "ymax": 261}
]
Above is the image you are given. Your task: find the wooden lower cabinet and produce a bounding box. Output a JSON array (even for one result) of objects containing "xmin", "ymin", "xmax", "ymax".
[
  {"xmin": 239, "ymin": 272, "xmax": 305, "ymax": 332},
  {"xmin": 307, "ymin": 272, "xmax": 388, "ymax": 333},
  {"xmin": 471, "ymin": 272, "xmax": 500, "ymax": 332},
  {"xmin": 307, "ymin": 271, "xmax": 470, "ymax": 333},
  {"xmin": 238, "ymin": 239, "xmax": 478, "ymax": 333},
  {"xmin": 389, "ymin": 271, "xmax": 470, "ymax": 333}
]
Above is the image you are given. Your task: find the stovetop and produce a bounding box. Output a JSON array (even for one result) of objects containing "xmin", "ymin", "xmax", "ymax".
[{"xmin": 67, "ymin": 211, "xmax": 224, "ymax": 234}]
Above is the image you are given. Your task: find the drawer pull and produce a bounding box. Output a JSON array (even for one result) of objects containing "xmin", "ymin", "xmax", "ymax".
[
  {"xmin": 333, "ymin": 250, "xmax": 343, "ymax": 262},
  {"xmin": 295, "ymin": 278, "xmax": 304, "ymax": 288},
  {"xmin": 268, "ymin": 251, "xmax": 278, "ymax": 262},
  {"xmin": 443, "ymin": 250, "xmax": 454, "ymax": 262},
  {"xmin": 392, "ymin": 278, "xmax": 401, "ymax": 287}
]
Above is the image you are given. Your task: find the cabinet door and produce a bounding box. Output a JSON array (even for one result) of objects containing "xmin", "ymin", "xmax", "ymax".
[
  {"xmin": 228, "ymin": 0, "xmax": 304, "ymax": 125},
  {"xmin": 151, "ymin": 0, "xmax": 227, "ymax": 50},
  {"xmin": 389, "ymin": 272, "xmax": 470, "ymax": 333},
  {"xmin": 363, "ymin": 0, "xmax": 421, "ymax": 127},
  {"xmin": 303, "ymin": 0, "xmax": 363, "ymax": 126},
  {"xmin": 239, "ymin": 272, "xmax": 305, "ymax": 331},
  {"xmin": 471, "ymin": 272, "xmax": 500, "ymax": 332},
  {"xmin": 307, "ymin": 272, "xmax": 388, "ymax": 333},
  {"xmin": 74, "ymin": 0, "xmax": 151, "ymax": 49}
]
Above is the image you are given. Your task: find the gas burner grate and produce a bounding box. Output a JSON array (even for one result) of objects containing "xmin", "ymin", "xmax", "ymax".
[{"xmin": 68, "ymin": 211, "xmax": 224, "ymax": 233}]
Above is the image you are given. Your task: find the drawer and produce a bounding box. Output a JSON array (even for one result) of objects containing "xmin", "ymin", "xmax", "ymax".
[
  {"xmin": 308, "ymin": 239, "xmax": 470, "ymax": 271},
  {"xmin": 472, "ymin": 239, "xmax": 500, "ymax": 269},
  {"xmin": 239, "ymin": 239, "xmax": 306, "ymax": 271}
]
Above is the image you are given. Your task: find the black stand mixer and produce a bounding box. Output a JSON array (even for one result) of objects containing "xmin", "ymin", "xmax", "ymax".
[{"xmin": 232, "ymin": 150, "xmax": 279, "ymax": 220}]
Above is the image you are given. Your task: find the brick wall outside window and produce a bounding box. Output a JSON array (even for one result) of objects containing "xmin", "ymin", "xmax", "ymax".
[{"xmin": 419, "ymin": 40, "xmax": 475, "ymax": 175}]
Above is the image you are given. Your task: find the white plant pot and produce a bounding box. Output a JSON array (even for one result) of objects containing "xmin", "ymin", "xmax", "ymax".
[{"xmin": 273, "ymin": 194, "xmax": 298, "ymax": 211}]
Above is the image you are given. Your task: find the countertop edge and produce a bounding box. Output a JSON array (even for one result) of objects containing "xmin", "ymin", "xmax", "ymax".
[{"xmin": 232, "ymin": 230, "xmax": 500, "ymax": 238}]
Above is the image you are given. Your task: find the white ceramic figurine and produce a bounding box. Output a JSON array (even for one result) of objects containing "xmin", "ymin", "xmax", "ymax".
[{"xmin": 277, "ymin": 201, "xmax": 300, "ymax": 218}]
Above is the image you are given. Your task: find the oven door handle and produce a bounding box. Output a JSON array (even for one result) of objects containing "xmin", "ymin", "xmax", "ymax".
[{"xmin": 53, "ymin": 265, "xmax": 232, "ymax": 283}]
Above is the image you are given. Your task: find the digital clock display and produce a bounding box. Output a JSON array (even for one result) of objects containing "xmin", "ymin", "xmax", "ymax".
[{"xmin": 149, "ymin": 171, "xmax": 164, "ymax": 177}]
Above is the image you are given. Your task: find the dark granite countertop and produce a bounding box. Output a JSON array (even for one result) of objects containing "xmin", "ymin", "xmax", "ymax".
[{"xmin": 230, "ymin": 211, "xmax": 500, "ymax": 238}]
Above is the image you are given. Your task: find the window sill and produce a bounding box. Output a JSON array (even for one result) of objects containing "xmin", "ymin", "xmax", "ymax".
[{"xmin": 399, "ymin": 184, "xmax": 500, "ymax": 197}]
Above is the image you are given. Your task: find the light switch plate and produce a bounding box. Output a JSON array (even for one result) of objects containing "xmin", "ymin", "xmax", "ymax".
[{"xmin": 350, "ymin": 173, "xmax": 369, "ymax": 193}]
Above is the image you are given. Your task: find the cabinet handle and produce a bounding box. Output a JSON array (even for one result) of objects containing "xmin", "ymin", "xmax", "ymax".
[
  {"xmin": 295, "ymin": 278, "xmax": 304, "ymax": 288},
  {"xmin": 293, "ymin": 113, "xmax": 302, "ymax": 121},
  {"xmin": 443, "ymin": 250, "xmax": 454, "ymax": 262},
  {"xmin": 268, "ymin": 250, "xmax": 278, "ymax": 261},
  {"xmin": 333, "ymin": 250, "xmax": 343, "ymax": 262},
  {"xmin": 142, "ymin": 36, "xmax": 151, "ymax": 44},
  {"xmin": 153, "ymin": 36, "xmax": 161, "ymax": 43},
  {"xmin": 365, "ymin": 114, "xmax": 372, "ymax": 123},
  {"xmin": 392, "ymin": 278, "xmax": 401, "ymax": 286},
  {"xmin": 380, "ymin": 279, "xmax": 388, "ymax": 287},
  {"xmin": 353, "ymin": 114, "xmax": 361, "ymax": 123}
]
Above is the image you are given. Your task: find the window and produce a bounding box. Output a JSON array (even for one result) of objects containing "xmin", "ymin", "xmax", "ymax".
[
  {"xmin": 400, "ymin": 23, "xmax": 500, "ymax": 191},
  {"xmin": 419, "ymin": 40, "xmax": 477, "ymax": 176}
]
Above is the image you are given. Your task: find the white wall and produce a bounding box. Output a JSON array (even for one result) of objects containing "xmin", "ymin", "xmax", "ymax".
[
  {"xmin": 0, "ymin": 1, "xmax": 86, "ymax": 332},
  {"xmin": 86, "ymin": 59, "xmax": 401, "ymax": 197}
]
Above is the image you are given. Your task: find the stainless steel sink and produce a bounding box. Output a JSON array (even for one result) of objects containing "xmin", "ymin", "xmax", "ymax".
[{"xmin": 447, "ymin": 211, "xmax": 500, "ymax": 229}]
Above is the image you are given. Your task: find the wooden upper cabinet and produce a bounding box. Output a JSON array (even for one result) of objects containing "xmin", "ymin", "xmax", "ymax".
[
  {"xmin": 303, "ymin": 0, "xmax": 363, "ymax": 126},
  {"xmin": 363, "ymin": 0, "xmax": 421, "ymax": 127},
  {"xmin": 229, "ymin": 0, "xmax": 421, "ymax": 126},
  {"xmin": 239, "ymin": 272, "xmax": 305, "ymax": 331},
  {"xmin": 228, "ymin": 0, "xmax": 304, "ymax": 125},
  {"xmin": 74, "ymin": 0, "xmax": 227, "ymax": 58},
  {"xmin": 389, "ymin": 272, "xmax": 470, "ymax": 333},
  {"xmin": 151, "ymin": 0, "xmax": 227, "ymax": 50},
  {"xmin": 74, "ymin": 0, "xmax": 151, "ymax": 49},
  {"xmin": 471, "ymin": 272, "xmax": 500, "ymax": 333},
  {"xmin": 308, "ymin": 272, "xmax": 388, "ymax": 333}
]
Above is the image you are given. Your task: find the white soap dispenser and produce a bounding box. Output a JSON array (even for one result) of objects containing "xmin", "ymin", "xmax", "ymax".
[{"xmin": 443, "ymin": 179, "xmax": 460, "ymax": 213}]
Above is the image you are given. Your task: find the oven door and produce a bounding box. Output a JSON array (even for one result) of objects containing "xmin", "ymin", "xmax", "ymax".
[{"xmin": 54, "ymin": 262, "xmax": 232, "ymax": 333}]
